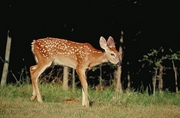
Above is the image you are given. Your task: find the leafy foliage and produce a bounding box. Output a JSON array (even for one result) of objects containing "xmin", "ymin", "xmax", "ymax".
[{"xmin": 140, "ymin": 47, "xmax": 180, "ymax": 68}]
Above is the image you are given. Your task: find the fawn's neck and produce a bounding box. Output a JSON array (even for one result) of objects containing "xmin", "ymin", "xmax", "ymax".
[{"xmin": 87, "ymin": 51, "xmax": 108, "ymax": 69}]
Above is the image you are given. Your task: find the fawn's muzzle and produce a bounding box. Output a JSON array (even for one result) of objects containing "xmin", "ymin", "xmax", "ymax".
[{"xmin": 116, "ymin": 62, "xmax": 122, "ymax": 66}]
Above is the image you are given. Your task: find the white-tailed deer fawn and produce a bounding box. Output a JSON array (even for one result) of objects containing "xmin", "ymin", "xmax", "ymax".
[{"xmin": 30, "ymin": 36, "xmax": 121, "ymax": 107}]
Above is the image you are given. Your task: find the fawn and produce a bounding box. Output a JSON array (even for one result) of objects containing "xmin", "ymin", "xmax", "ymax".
[{"xmin": 30, "ymin": 36, "xmax": 121, "ymax": 107}]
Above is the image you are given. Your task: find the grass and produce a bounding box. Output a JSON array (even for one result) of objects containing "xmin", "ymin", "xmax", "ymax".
[{"xmin": 1, "ymin": 84, "xmax": 180, "ymax": 118}]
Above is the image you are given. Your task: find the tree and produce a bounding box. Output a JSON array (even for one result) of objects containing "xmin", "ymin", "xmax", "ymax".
[
  {"xmin": 62, "ymin": 66, "xmax": 69, "ymax": 90},
  {"xmin": 166, "ymin": 49, "xmax": 180, "ymax": 93},
  {"xmin": 114, "ymin": 31, "xmax": 124, "ymax": 94},
  {"xmin": 72, "ymin": 68, "xmax": 76, "ymax": 92},
  {"xmin": 140, "ymin": 47, "xmax": 165, "ymax": 94}
]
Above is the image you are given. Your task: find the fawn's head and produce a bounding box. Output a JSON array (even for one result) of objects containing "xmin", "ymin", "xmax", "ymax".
[{"xmin": 99, "ymin": 36, "xmax": 121, "ymax": 66}]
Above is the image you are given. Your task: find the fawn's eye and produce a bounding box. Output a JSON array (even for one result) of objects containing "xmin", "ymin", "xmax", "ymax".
[{"xmin": 110, "ymin": 53, "xmax": 115, "ymax": 57}]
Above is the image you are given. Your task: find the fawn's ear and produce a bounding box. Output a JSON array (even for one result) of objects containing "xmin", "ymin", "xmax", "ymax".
[
  {"xmin": 107, "ymin": 36, "xmax": 115, "ymax": 48},
  {"xmin": 99, "ymin": 36, "xmax": 108, "ymax": 50}
]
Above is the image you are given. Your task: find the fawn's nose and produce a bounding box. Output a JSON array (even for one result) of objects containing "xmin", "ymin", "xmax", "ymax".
[
  {"xmin": 116, "ymin": 61, "xmax": 122, "ymax": 66},
  {"xmin": 116, "ymin": 55, "xmax": 122, "ymax": 66}
]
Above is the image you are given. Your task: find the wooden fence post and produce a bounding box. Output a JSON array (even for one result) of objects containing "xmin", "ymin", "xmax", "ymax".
[{"xmin": 1, "ymin": 30, "xmax": 12, "ymax": 86}]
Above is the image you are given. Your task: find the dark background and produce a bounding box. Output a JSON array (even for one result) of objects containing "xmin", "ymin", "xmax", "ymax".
[{"xmin": 0, "ymin": 0, "xmax": 180, "ymax": 91}]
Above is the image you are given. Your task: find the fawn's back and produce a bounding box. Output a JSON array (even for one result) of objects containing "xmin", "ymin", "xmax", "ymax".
[{"xmin": 31, "ymin": 37, "xmax": 103, "ymax": 69}]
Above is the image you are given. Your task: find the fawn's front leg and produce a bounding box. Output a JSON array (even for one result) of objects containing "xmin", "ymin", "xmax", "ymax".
[{"xmin": 76, "ymin": 67, "xmax": 89, "ymax": 107}]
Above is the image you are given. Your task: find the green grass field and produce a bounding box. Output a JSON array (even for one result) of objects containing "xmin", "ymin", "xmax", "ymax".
[{"xmin": 1, "ymin": 84, "xmax": 180, "ymax": 118}]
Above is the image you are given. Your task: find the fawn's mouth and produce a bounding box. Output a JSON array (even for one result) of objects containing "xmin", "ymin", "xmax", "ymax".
[{"xmin": 116, "ymin": 62, "xmax": 122, "ymax": 66}]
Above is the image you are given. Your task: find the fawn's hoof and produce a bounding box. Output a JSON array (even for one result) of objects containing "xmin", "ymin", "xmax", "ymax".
[{"xmin": 31, "ymin": 95, "xmax": 37, "ymax": 101}]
